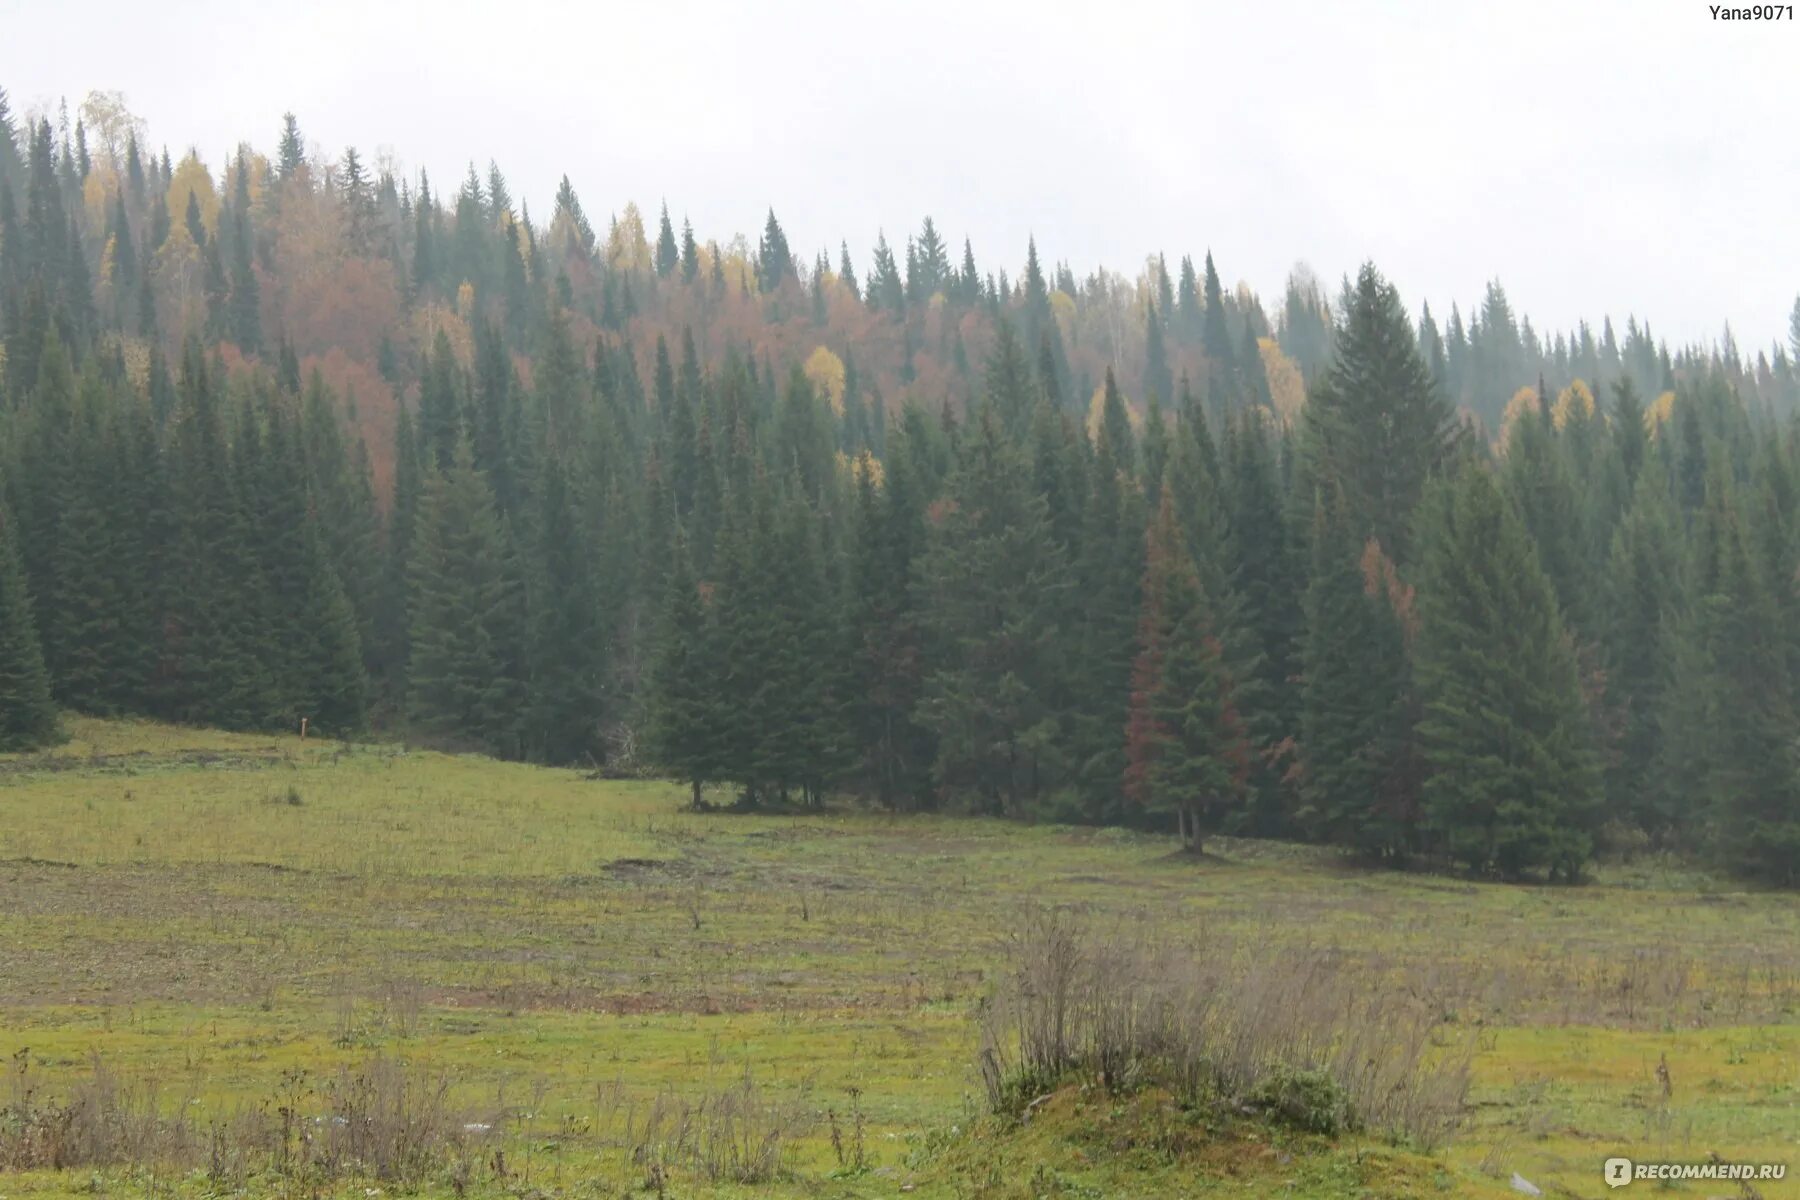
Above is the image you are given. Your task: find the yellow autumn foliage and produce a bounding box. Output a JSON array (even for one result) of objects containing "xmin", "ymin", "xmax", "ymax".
[
  {"xmin": 412, "ymin": 303, "xmax": 474, "ymax": 368},
  {"xmin": 719, "ymin": 235, "xmax": 757, "ymax": 295},
  {"xmin": 1647, "ymin": 390, "xmax": 1677, "ymax": 437},
  {"xmin": 82, "ymin": 165, "xmax": 120, "ymax": 234},
  {"xmin": 1552, "ymin": 379, "xmax": 1596, "ymax": 429},
  {"xmin": 1498, "ymin": 385, "xmax": 1541, "ymax": 452},
  {"xmin": 838, "ymin": 449, "xmax": 885, "ymax": 488},
  {"xmin": 1086, "ymin": 383, "xmax": 1144, "ymax": 441},
  {"xmin": 167, "ymin": 153, "xmax": 220, "ymax": 241},
  {"xmin": 804, "ymin": 346, "xmax": 847, "ymax": 416},
  {"xmin": 1050, "ymin": 290, "xmax": 1076, "ymax": 342},
  {"xmin": 150, "ymin": 222, "xmax": 204, "ymax": 334},
  {"xmin": 1257, "ymin": 337, "xmax": 1305, "ymax": 427},
  {"xmin": 606, "ymin": 202, "xmax": 652, "ymax": 274},
  {"xmin": 224, "ymin": 151, "xmax": 272, "ymax": 214},
  {"xmin": 96, "ymin": 235, "xmax": 117, "ymax": 293}
]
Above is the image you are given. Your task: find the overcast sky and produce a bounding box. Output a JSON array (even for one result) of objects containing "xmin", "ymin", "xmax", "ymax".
[{"xmin": 5, "ymin": 0, "xmax": 1795, "ymax": 352}]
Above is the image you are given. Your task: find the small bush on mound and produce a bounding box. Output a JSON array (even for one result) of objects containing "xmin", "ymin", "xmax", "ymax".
[
  {"xmin": 976, "ymin": 910, "xmax": 1472, "ymax": 1149},
  {"xmin": 1248, "ymin": 1066, "xmax": 1352, "ymax": 1136}
]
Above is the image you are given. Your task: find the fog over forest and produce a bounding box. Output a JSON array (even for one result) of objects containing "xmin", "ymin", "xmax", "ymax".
[
  {"xmin": 4, "ymin": 6, "xmax": 1800, "ymax": 1198},
  {"xmin": 5, "ymin": 0, "xmax": 1795, "ymax": 350}
]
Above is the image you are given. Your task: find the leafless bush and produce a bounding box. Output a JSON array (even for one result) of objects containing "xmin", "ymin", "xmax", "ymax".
[
  {"xmin": 306, "ymin": 1057, "xmax": 472, "ymax": 1182},
  {"xmin": 978, "ymin": 910, "xmax": 1472, "ymax": 1149},
  {"xmin": 0, "ymin": 1050, "xmax": 202, "ymax": 1171},
  {"xmin": 1, "ymin": 1051, "xmax": 489, "ymax": 1186},
  {"xmin": 596, "ymin": 1067, "xmax": 808, "ymax": 1185}
]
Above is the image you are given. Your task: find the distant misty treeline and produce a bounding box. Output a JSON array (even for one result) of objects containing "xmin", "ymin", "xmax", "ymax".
[{"xmin": 1, "ymin": 92, "xmax": 1798, "ymax": 886}]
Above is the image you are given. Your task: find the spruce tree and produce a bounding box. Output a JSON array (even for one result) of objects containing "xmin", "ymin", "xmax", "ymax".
[
  {"xmin": 1200, "ymin": 251, "xmax": 1236, "ymax": 404},
  {"xmin": 1067, "ymin": 382, "xmax": 1145, "ymax": 822},
  {"xmin": 644, "ymin": 528, "xmax": 718, "ymax": 807},
  {"xmin": 655, "ymin": 202, "xmax": 679, "ymax": 278},
  {"xmin": 1221, "ymin": 411, "xmax": 1304, "ymax": 835},
  {"xmin": 1501, "ymin": 399, "xmax": 1594, "ymax": 635},
  {"xmin": 1603, "ymin": 467, "xmax": 1684, "ymax": 841},
  {"xmin": 1144, "ymin": 298, "xmax": 1172, "ymax": 408},
  {"xmin": 407, "ymin": 442, "xmax": 525, "ymax": 756},
  {"xmin": 845, "ymin": 446, "xmax": 932, "ymax": 808},
  {"xmin": 157, "ymin": 342, "xmax": 280, "ymax": 729},
  {"xmin": 1694, "ymin": 498, "xmax": 1800, "ymax": 884},
  {"xmin": 1299, "ymin": 491, "xmax": 1415, "ymax": 856},
  {"xmin": 0, "ymin": 495, "xmax": 60, "ymax": 750},
  {"xmin": 1301, "ymin": 262, "xmax": 1456, "ymax": 565},
  {"xmin": 757, "ymin": 209, "xmax": 793, "ymax": 291},
  {"xmin": 916, "ymin": 412, "xmax": 1069, "ymax": 814},
  {"xmin": 276, "ymin": 113, "xmax": 305, "ymax": 180},
  {"xmin": 523, "ymin": 457, "xmax": 607, "ymax": 764},
  {"xmin": 1123, "ymin": 491, "xmax": 1248, "ymax": 852},
  {"xmin": 1414, "ymin": 464, "xmax": 1600, "ymax": 879}
]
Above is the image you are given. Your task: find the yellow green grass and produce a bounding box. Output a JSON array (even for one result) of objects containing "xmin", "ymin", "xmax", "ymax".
[{"xmin": 2, "ymin": 717, "xmax": 1797, "ymax": 1197}]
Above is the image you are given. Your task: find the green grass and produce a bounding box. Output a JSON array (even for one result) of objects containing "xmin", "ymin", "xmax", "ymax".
[{"xmin": 3, "ymin": 716, "xmax": 1798, "ymax": 1197}]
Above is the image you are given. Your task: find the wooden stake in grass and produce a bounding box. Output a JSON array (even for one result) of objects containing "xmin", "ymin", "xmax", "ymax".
[{"xmin": 299, "ymin": 716, "xmax": 309, "ymax": 741}]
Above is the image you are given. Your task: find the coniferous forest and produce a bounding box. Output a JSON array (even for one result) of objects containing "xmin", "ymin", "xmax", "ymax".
[{"xmin": 4, "ymin": 91, "xmax": 1800, "ymax": 886}]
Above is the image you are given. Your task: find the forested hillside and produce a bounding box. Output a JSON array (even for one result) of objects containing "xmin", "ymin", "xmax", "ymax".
[{"xmin": 2, "ymin": 90, "xmax": 1798, "ymax": 884}]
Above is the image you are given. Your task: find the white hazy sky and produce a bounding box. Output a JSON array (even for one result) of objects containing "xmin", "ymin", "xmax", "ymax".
[{"xmin": 5, "ymin": 0, "xmax": 1796, "ymax": 351}]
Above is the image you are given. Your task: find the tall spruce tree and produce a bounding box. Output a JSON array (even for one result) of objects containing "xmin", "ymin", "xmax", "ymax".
[
  {"xmin": 1414, "ymin": 464, "xmax": 1600, "ymax": 879},
  {"xmin": 407, "ymin": 442, "xmax": 525, "ymax": 756},
  {"xmin": 644, "ymin": 529, "xmax": 718, "ymax": 807},
  {"xmin": 524, "ymin": 457, "xmax": 607, "ymax": 764},
  {"xmin": 916, "ymin": 412, "xmax": 1069, "ymax": 814},
  {"xmin": 1299, "ymin": 492, "xmax": 1416, "ymax": 856},
  {"xmin": 1603, "ymin": 466, "xmax": 1685, "ymax": 841},
  {"xmin": 1301, "ymin": 262, "xmax": 1456, "ymax": 565},
  {"xmin": 0, "ymin": 495, "xmax": 61, "ymax": 750},
  {"xmin": 1123, "ymin": 491, "xmax": 1248, "ymax": 852},
  {"xmin": 845, "ymin": 445, "xmax": 933, "ymax": 808},
  {"xmin": 1669, "ymin": 472, "xmax": 1800, "ymax": 883}
]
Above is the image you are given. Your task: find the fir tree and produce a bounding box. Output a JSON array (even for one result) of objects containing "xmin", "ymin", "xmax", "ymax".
[
  {"xmin": 916, "ymin": 413, "xmax": 1068, "ymax": 814},
  {"xmin": 845, "ymin": 446, "xmax": 933, "ymax": 808},
  {"xmin": 655, "ymin": 202, "xmax": 679, "ymax": 278},
  {"xmin": 1201, "ymin": 251, "xmax": 1236, "ymax": 402},
  {"xmin": 1605, "ymin": 467, "xmax": 1685, "ymax": 841},
  {"xmin": 276, "ymin": 113, "xmax": 305, "ymax": 180},
  {"xmin": 644, "ymin": 528, "xmax": 718, "ymax": 808},
  {"xmin": 757, "ymin": 208, "xmax": 793, "ymax": 291},
  {"xmin": 523, "ymin": 457, "xmax": 607, "ymax": 764},
  {"xmin": 1221, "ymin": 411, "xmax": 1304, "ymax": 835},
  {"xmin": 228, "ymin": 207, "xmax": 261, "ymax": 351},
  {"xmin": 681, "ymin": 218, "xmax": 699, "ymax": 283},
  {"xmin": 1123, "ymin": 491, "xmax": 1248, "ymax": 852},
  {"xmin": 1143, "ymin": 298, "xmax": 1172, "ymax": 411},
  {"xmin": 1067, "ymin": 380, "xmax": 1145, "ymax": 822},
  {"xmin": 0, "ymin": 495, "xmax": 61, "ymax": 750},
  {"xmin": 158, "ymin": 342, "xmax": 280, "ymax": 729},
  {"xmin": 406, "ymin": 443, "xmax": 525, "ymax": 756},
  {"xmin": 1301, "ymin": 262, "xmax": 1456, "ymax": 564},
  {"xmin": 1690, "ymin": 493, "xmax": 1800, "ymax": 884},
  {"xmin": 1299, "ymin": 492, "xmax": 1416, "ymax": 856},
  {"xmin": 1415, "ymin": 465, "xmax": 1600, "ymax": 879}
]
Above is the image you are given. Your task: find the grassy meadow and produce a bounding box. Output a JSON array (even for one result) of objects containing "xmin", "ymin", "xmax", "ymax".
[{"xmin": 2, "ymin": 717, "xmax": 1797, "ymax": 1197}]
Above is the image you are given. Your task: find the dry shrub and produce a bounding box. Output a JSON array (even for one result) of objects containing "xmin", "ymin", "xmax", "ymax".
[
  {"xmin": 1, "ymin": 1051, "xmax": 488, "ymax": 1187},
  {"xmin": 978, "ymin": 910, "xmax": 1472, "ymax": 1149},
  {"xmin": 1, "ymin": 1051, "xmax": 202, "ymax": 1171},
  {"xmin": 597, "ymin": 1067, "xmax": 808, "ymax": 1185},
  {"xmin": 305, "ymin": 1057, "xmax": 470, "ymax": 1182}
]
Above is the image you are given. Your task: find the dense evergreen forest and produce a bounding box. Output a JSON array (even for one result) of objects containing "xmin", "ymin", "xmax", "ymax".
[{"xmin": 2, "ymin": 90, "xmax": 1799, "ymax": 885}]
